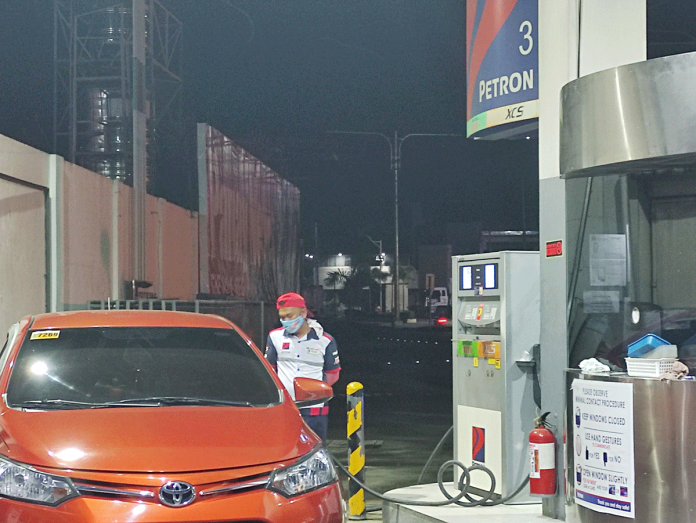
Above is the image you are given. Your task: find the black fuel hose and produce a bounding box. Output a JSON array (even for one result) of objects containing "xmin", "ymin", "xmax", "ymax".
[
  {"xmin": 417, "ymin": 425, "xmax": 453, "ymax": 485},
  {"xmin": 328, "ymin": 424, "xmax": 529, "ymax": 508},
  {"xmin": 329, "ymin": 448, "xmax": 530, "ymax": 508}
]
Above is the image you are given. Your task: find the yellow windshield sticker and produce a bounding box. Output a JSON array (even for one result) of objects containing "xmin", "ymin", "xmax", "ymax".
[{"xmin": 30, "ymin": 330, "xmax": 60, "ymax": 340}]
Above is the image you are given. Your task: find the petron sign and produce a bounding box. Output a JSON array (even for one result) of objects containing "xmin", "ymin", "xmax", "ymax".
[{"xmin": 466, "ymin": 0, "xmax": 538, "ymax": 139}]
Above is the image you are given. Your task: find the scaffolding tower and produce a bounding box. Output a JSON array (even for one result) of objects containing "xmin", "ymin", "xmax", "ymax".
[
  {"xmin": 53, "ymin": 0, "xmax": 183, "ymax": 186},
  {"xmin": 54, "ymin": 0, "xmax": 183, "ymax": 281}
]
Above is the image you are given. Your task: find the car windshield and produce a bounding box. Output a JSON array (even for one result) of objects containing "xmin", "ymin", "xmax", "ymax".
[{"xmin": 5, "ymin": 327, "xmax": 282, "ymax": 409}]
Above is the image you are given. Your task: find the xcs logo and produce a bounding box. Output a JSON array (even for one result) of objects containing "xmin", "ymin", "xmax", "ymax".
[{"xmin": 506, "ymin": 105, "xmax": 524, "ymax": 120}]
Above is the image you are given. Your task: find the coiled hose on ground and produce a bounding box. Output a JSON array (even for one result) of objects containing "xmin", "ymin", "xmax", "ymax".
[{"xmin": 328, "ymin": 425, "xmax": 530, "ymax": 508}]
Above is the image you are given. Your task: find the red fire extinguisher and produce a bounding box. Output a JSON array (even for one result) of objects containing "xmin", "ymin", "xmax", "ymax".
[{"xmin": 529, "ymin": 412, "xmax": 556, "ymax": 497}]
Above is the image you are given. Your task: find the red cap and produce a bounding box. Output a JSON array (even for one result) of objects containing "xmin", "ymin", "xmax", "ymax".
[{"xmin": 276, "ymin": 292, "xmax": 306, "ymax": 309}]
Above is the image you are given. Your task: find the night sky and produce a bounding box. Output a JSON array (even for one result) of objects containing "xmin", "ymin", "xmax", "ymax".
[{"xmin": 1, "ymin": 1, "xmax": 695, "ymax": 259}]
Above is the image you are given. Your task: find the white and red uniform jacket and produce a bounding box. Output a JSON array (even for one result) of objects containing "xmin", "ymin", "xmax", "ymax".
[{"xmin": 265, "ymin": 319, "xmax": 340, "ymax": 413}]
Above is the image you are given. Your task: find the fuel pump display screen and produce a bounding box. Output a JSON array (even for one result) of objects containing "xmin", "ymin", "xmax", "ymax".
[
  {"xmin": 460, "ymin": 266, "xmax": 473, "ymax": 290},
  {"xmin": 484, "ymin": 263, "xmax": 498, "ymax": 289},
  {"xmin": 460, "ymin": 263, "xmax": 500, "ymax": 291}
]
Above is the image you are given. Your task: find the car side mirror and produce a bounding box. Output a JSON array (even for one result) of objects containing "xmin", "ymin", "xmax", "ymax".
[{"xmin": 293, "ymin": 377, "xmax": 333, "ymax": 408}]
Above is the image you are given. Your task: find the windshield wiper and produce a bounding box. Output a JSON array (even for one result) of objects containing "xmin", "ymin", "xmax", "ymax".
[
  {"xmin": 102, "ymin": 397, "xmax": 254, "ymax": 407},
  {"xmin": 12, "ymin": 399, "xmax": 99, "ymax": 410},
  {"xmin": 12, "ymin": 397, "xmax": 255, "ymax": 410}
]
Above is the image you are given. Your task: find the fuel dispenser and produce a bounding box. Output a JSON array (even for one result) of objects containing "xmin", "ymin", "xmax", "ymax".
[{"xmin": 452, "ymin": 251, "xmax": 540, "ymax": 503}]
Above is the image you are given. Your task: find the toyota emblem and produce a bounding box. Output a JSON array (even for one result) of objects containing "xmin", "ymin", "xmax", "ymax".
[{"xmin": 159, "ymin": 481, "xmax": 196, "ymax": 507}]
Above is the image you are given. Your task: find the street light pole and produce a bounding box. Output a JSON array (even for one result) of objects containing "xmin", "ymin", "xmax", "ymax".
[
  {"xmin": 392, "ymin": 131, "xmax": 400, "ymax": 318},
  {"xmin": 367, "ymin": 236, "xmax": 384, "ymax": 313},
  {"xmin": 314, "ymin": 222, "xmax": 319, "ymax": 287},
  {"xmin": 328, "ymin": 130, "xmax": 461, "ymax": 315}
]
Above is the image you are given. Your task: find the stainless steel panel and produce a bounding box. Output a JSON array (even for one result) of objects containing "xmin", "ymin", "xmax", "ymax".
[
  {"xmin": 566, "ymin": 371, "xmax": 696, "ymax": 522},
  {"xmin": 560, "ymin": 52, "xmax": 696, "ymax": 178}
]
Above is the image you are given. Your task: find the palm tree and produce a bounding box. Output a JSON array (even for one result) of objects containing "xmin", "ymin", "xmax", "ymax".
[
  {"xmin": 340, "ymin": 264, "xmax": 375, "ymax": 310},
  {"xmin": 323, "ymin": 263, "xmax": 412, "ymax": 314},
  {"xmin": 323, "ymin": 269, "xmax": 350, "ymax": 316},
  {"xmin": 325, "ymin": 268, "xmax": 347, "ymax": 296},
  {"xmin": 384, "ymin": 263, "xmax": 416, "ymax": 316},
  {"xmin": 398, "ymin": 264, "xmax": 416, "ymax": 284},
  {"xmin": 324, "ymin": 269, "xmax": 349, "ymax": 291}
]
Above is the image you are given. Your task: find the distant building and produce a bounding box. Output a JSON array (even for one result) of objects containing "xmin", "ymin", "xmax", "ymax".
[
  {"xmin": 479, "ymin": 230, "xmax": 539, "ymax": 252},
  {"xmin": 418, "ymin": 244, "xmax": 452, "ymax": 292}
]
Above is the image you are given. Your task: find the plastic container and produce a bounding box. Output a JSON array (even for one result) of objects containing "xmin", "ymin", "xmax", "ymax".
[
  {"xmin": 625, "ymin": 358, "xmax": 677, "ymax": 378},
  {"xmin": 627, "ymin": 333, "xmax": 670, "ymax": 358},
  {"xmin": 642, "ymin": 344, "xmax": 678, "ymax": 359}
]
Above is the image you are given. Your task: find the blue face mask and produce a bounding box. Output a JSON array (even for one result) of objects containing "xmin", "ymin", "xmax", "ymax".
[{"xmin": 281, "ymin": 315, "xmax": 305, "ymax": 334}]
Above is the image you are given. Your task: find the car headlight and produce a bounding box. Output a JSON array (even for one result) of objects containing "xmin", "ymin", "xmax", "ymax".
[
  {"xmin": 0, "ymin": 455, "xmax": 79, "ymax": 506},
  {"xmin": 268, "ymin": 447, "xmax": 338, "ymax": 497}
]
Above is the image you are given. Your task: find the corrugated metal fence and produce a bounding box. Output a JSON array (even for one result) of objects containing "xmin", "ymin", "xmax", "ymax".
[{"xmin": 87, "ymin": 300, "xmax": 279, "ymax": 351}]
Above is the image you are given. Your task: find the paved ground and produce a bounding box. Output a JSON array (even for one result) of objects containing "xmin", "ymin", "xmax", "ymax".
[
  {"xmin": 317, "ymin": 317, "xmax": 554, "ymax": 523},
  {"xmin": 318, "ymin": 317, "xmax": 454, "ymax": 521}
]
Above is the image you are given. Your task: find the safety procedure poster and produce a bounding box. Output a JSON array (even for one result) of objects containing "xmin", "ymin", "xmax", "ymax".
[{"xmin": 571, "ymin": 379, "xmax": 635, "ymax": 518}]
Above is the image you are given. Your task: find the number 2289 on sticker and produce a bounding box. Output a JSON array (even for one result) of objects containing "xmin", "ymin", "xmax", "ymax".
[{"xmin": 30, "ymin": 330, "xmax": 60, "ymax": 340}]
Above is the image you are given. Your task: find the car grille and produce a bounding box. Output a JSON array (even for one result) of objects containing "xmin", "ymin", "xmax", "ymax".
[{"xmin": 73, "ymin": 473, "xmax": 270, "ymax": 503}]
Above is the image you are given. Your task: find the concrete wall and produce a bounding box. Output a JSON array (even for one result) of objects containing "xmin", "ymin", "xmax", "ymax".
[
  {"xmin": 0, "ymin": 136, "xmax": 49, "ymax": 335},
  {"xmin": 0, "ymin": 134, "xmax": 49, "ymax": 187},
  {"xmin": 0, "ymin": 133, "xmax": 199, "ymax": 333},
  {"xmin": 0, "ymin": 176, "xmax": 46, "ymax": 333},
  {"xmin": 62, "ymin": 162, "xmax": 118, "ymax": 305},
  {"xmin": 147, "ymin": 197, "xmax": 198, "ymax": 300},
  {"xmin": 61, "ymin": 161, "xmax": 198, "ymax": 307}
]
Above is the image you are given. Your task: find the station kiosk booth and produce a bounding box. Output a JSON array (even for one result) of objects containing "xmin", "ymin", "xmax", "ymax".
[{"xmin": 561, "ymin": 52, "xmax": 696, "ymax": 523}]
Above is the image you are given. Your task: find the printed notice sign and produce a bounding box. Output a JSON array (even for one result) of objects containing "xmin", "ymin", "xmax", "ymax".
[
  {"xmin": 583, "ymin": 290, "xmax": 621, "ymax": 314},
  {"xmin": 589, "ymin": 234, "xmax": 627, "ymax": 287},
  {"xmin": 572, "ymin": 379, "xmax": 634, "ymax": 519}
]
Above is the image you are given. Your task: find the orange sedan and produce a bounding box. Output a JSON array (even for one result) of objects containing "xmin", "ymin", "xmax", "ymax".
[{"xmin": 0, "ymin": 310, "xmax": 346, "ymax": 522}]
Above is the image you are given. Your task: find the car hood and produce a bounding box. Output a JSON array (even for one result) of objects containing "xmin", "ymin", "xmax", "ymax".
[{"xmin": 0, "ymin": 402, "xmax": 317, "ymax": 473}]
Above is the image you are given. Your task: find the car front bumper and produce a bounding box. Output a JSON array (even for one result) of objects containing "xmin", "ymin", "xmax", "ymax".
[{"xmin": 0, "ymin": 480, "xmax": 346, "ymax": 523}]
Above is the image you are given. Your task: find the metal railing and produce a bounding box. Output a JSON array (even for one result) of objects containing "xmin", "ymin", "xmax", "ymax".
[{"xmin": 86, "ymin": 299, "xmax": 278, "ymax": 350}]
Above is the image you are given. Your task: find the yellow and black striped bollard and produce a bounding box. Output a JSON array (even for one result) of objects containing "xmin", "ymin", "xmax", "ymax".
[{"xmin": 347, "ymin": 382, "xmax": 365, "ymax": 519}]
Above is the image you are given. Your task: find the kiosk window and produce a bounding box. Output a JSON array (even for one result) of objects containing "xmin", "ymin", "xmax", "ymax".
[{"xmin": 566, "ymin": 174, "xmax": 696, "ymax": 371}]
